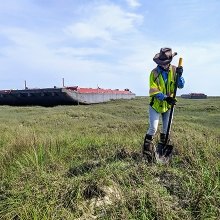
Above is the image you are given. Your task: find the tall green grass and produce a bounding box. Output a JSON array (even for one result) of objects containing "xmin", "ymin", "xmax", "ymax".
[{"xmin": 0, "ymin": 97, "xmax": 219, "ymax": 219}]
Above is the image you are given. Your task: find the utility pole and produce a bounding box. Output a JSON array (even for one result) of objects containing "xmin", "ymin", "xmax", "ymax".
[
  {"xmin": 62, "ymin": 78, "xmax": 65, "ymax": 87},
  {"xmin": 24, "ymin": 80, "xmax": 27, "ymax": 89}
]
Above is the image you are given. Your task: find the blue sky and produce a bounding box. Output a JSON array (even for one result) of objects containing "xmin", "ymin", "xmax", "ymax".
[{"xmin": 0, "ymin": 0, "xmax": 220, "ymax": 96}]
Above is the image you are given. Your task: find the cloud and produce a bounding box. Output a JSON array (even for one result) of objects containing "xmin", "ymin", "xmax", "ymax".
[
  {"xmin": 64, "ymin": 4, "xmax": 143, "ymax": 41},
  {"xmin": 175, "ymin": 42, "xmax": 220, "ymax": 95},
  {"xmin": 125, "ymin": 0, "xmax": 141, "ymax": 8},
  {"xmin": 0, "ymin": 26, "xmax": 127, "ymax": 89},
  {"xmin": 55, "ymin": 47, "xmax": 108, "ymax": 57}
]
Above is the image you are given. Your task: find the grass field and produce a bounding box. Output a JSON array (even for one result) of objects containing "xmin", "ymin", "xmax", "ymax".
[{"xmin": 0, "ymin": 97, "xmax": 219, "ymax": 220}]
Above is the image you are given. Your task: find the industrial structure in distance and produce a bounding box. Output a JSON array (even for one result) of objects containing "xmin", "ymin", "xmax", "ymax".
[
  {"xmin": 181, "ymin": 93, "xmax": 207, "ymax": 99},
  {"xmin": 0, "ymin": 85, "xmax": 135, "ymax": 106}
]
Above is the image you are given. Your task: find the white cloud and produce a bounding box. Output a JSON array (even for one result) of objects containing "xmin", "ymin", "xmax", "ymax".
[
  {"xmin": 65, "ymin": 22, "xmax": 111, "ymax": 41},
  {"xmin": 125, "ymin": 0, "xmax": 141, "ymax": 8},
  {"xmin": 176, "ymin": 43, "xmax": 220, "ymax": 95},
  {"xmin": 0, "ymin": 26, "xmax": 127, "ymax": 89},
  {"xmin": 55, "ymin": 47, "xmax": 108, "ymax": 57},
  {"xmin": 64, "ymin": 4, "xmax": 143, "ymax": 41}
]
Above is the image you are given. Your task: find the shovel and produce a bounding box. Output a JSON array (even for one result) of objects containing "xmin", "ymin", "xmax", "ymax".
[{"xmin": 155, "ymin": 57, "xmax": 183, "ymax": 163}]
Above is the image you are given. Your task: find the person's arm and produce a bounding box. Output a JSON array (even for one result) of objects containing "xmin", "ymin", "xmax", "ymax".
[
  {"xmin": 176, "ymin": 66, "xmax": 185, "ymax": 89},
  {"xmin": 177, "ymin": 76, "xmax": 185, "ymax": 88}
]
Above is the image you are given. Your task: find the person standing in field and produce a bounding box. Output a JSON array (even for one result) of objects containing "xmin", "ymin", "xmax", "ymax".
[{"xmin": 143, "ymin": 47, "xmax": 185, "ymax": 162}]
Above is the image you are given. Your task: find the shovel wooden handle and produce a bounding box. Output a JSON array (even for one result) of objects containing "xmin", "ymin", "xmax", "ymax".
[{"xmin": 178, "ymin": 57, "xmax": 183, "ymax": 67}]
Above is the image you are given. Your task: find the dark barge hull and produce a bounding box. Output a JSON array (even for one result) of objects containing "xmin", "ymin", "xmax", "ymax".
[
  {"xmin": 181, "ymin": 93, "xmax": 207, "ymax": 99},
  {"xmin": 0, "ymin": 87, "xmax": 136, "ymax": 106}
]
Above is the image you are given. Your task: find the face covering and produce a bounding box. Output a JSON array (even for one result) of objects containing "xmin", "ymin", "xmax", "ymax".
[{"xmin": 159, "ymin": 64, "xmax": 170, "ymax": 71}]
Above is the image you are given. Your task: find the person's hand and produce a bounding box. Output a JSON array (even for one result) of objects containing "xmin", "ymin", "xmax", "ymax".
[
  {"xmin": 165, "ymin": 97, "xmax": 177, "ymax": 105},
  {"xmin": 176, "ymin": 66, "xmax": 183, "ymax": 76}
]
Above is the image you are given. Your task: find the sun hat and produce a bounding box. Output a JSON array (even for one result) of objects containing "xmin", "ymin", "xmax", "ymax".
[{"xmin": 153, "ymin": 47, "xmax": 177, "ymax": 65}]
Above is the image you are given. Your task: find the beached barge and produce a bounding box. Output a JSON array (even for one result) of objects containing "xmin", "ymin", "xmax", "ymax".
[
  {"xmin": 181, "ymin": 93, "xmax": 207, "ymax": 99},
  {"xmin": 0, "ymin": 86, "xmax": 136, "ymax": 106}
]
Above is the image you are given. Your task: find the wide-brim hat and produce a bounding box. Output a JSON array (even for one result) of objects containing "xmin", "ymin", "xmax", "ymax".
[{"xmin": 153, "ymin": 47, "xmax": 177, "ymax": 65}]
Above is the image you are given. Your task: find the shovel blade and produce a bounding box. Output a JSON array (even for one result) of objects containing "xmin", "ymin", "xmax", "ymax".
[
  {"xmin": 155, "ymin": 143, "xmax": 173, "ymax": 163},
  {"xmin": 163, "ymin": 144, "xmax": 173, "ymax": 158}
]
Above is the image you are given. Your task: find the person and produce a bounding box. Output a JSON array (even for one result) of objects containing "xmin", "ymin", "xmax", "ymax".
[{"xmin": 143, "ymin": 47, "xmax": 185, "ymax": 162}]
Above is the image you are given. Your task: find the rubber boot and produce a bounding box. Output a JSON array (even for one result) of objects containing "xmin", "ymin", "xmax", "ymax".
[
  {"xmin": 143, "ymin": 134, "xmax": 155, "ymax": 163},
  {"xmin": 160, "ymin": 133, "xmax": 166, "ymax": 144}
]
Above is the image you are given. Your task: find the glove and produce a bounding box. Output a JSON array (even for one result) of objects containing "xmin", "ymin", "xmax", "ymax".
[
  {"xmin": 165, "ymin": 96, "xmax": 177, "ymax": 105},
  {"xmin": 176, "ymin": 66, "xmax": 183, "ymax": 76},
  {"xmin": 155, "ymin": 93, "xmax": 166, "ymax": 101}
]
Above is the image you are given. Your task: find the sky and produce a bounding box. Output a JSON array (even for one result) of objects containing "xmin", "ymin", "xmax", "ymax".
[{"xmin": 0, "ymin": 0, "xmax": 220, "ymax": 96}]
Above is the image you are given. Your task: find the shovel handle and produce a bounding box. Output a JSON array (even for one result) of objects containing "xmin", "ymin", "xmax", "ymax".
[
  {"xmin": 165, "ymin": 57, "xmax": 183, "ymax": 145},
  {"xmin": 178, "ymin": 57, "xmax": 183, "ymax": 67}
]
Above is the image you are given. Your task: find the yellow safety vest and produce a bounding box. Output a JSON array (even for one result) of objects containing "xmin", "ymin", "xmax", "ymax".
[{"xmin": 149, "ymin": 65, "xmax": 176, "ymax": 113}]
